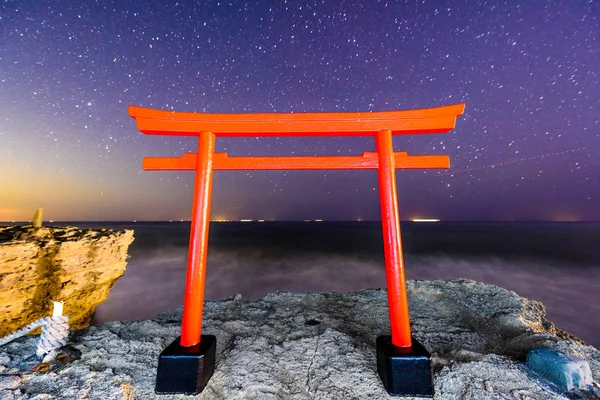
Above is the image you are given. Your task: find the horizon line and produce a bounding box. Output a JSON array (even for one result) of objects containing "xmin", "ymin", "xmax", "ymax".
[{"xmin": 1, "ymin": 219, "xmax": 597, "ymax": 224}]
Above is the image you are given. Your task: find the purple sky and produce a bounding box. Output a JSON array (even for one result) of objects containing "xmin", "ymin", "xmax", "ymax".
[{"xmin": 1, "ymin": 0, "xmax": 598, "ymax": 222}]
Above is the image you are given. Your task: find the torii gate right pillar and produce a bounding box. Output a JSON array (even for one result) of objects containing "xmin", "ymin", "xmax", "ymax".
[
  {"xmin": 376, "ymin": 129, "xmax": 434, "ymax": 396},
  {"xmin": 376, "ymin": 129, "xmax": 412, "ymax": 347}
]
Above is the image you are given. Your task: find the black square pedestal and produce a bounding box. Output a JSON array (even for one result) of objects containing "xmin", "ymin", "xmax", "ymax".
[
  {"xmin": 155, "ymin": 335, "xmax": 216, "ymax": 395},
  {"xmin": 376, "ymin": 336, "xmax": 434, "ymax": 397}
]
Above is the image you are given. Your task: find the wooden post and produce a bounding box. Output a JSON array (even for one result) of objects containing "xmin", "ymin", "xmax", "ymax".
[
  {"xmin": 376, "ymin": 130, "xmax": 412, "ymax": 348},
  {"xmin": 180, "ymin": 132, "xmax": 216, "ymax": 347}
]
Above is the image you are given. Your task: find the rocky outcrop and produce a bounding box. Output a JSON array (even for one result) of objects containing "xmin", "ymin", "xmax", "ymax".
[
  {"xmin": 0, "ymin": 280, "xmax": 598, "ymax": 399},
  {"xmin": 0, "ymin": 226, "xmax": 134, "ymax": 336}
]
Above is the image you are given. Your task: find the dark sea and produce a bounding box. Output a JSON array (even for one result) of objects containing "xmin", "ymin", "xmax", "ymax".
[{"xmin": 75, "ymin": 221, "xmax": 599, "ymax": 348}]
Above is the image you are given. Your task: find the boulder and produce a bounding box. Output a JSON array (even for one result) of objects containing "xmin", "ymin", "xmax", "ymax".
[
  {"xmin": 0, "ymin": 280, "xmax": 598, "ymax": 399},
  {"xmin": 0, "ymin": 225, "xmax": 134, "ymax": 336}
]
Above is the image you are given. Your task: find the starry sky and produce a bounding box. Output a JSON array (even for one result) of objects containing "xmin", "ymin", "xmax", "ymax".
[{"xmin": 1, "ymin": 0, "xmax": 598, "ymax": 222}]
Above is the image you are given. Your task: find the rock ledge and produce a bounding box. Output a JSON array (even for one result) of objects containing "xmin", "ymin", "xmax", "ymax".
[
  {"xmin": 0, "ymin": 280, "xmax": 598, "ymax": 399},
  {"xmin": 0, "ymin": 225, "xmax": 134, "ymax": 336}
]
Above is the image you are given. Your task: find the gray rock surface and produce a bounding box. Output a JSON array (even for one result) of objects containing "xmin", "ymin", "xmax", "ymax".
[{"xmin": 0, "ymin": 279, "xmax": 598, "ymax": 399}]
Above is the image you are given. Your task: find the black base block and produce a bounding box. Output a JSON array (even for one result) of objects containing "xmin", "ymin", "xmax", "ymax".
[
  {"xmin": 376, "ymin": 336, "xmax": 434, "ymax": 397},
  {"xmin": 155, "ymin": 335, "xmax": 216, "ymax": 395}
]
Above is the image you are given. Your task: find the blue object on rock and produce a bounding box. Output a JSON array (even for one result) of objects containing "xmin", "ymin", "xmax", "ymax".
[{"xmin": 526, "ymin": 347, "xmax": 593, "ymax": 392}]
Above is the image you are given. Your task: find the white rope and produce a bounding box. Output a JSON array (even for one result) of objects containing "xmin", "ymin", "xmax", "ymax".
[
  {"xmin": 0, "ymin": 319, "xmax": 47, "ymax": 346},
  {"xmin": 0, "ymin": 315, "xmax": 70, "ymax": 363},
  {"xmin": 36, "ymin": 315, "xmax": 70, "ymax": 362}
]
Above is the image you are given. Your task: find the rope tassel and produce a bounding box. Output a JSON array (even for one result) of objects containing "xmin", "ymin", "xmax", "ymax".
[
  {"xmin": 36, "ymin": 315, "xmax": 70, "ymax": 362},
  {"xmin": 0, "ymin": 301, "xmax": 69, "ymax": 363}
]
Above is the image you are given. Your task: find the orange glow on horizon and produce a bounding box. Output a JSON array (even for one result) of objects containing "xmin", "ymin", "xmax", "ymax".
[{"xmin": 551, "ymin": 215, "xmax": 582, "ymax": 222}]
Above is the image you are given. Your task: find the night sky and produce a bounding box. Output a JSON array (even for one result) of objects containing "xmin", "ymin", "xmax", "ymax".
[{"xmin": 1, "ymin": 1, "xmax": 598, "ymax": 222}]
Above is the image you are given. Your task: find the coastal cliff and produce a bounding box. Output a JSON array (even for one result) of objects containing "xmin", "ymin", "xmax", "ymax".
[
  {"xmin": 0, "ymin": 280, "xmax": 597, "ymax": 399},
  {"xmin": 0, "ymin": 225, "xmax": 134, "ymax": 336}
]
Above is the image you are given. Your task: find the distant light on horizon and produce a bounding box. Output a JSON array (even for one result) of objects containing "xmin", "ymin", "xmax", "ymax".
[
  {"xmin": 549, "ymin": 211, "xmax": 582, "ymax": 222},
  {"xmin": 412, "ymin": 218, "xmax": 440, "ymax": 223},
  {"xmin": 240, "ymin": 219, "xmax": 253, "ymax": 222}
]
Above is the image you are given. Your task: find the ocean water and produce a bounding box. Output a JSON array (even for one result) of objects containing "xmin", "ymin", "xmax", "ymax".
[{"xmin": 78, "ymin": 221, "xmax": 599, "ymax": 348}]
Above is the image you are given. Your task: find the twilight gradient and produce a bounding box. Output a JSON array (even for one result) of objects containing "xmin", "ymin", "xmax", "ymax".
[{"xmin": 1, "ymin": 0, "xmax": 598, "ymax": 222}]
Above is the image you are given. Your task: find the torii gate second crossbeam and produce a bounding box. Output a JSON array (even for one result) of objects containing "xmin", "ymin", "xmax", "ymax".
[{"xmin": 129, "ymin": 103, "xmax": 465, "ymax": 397}]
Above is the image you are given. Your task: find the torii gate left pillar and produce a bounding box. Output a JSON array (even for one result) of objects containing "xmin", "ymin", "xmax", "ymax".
[{"xmin": 129, "ymin": 103, "xmax": 465, "ymax": 397}]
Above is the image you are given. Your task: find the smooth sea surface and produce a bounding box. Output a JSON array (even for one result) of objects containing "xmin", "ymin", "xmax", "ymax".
[{"xmin": 73, "ymin": 221, "xmax": 599, "ymax": 348}]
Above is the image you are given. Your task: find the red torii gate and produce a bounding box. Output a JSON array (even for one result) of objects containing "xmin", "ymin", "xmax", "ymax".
[{"xmin": 129, "ymin": 103, "xmax": 465, "ymax": 396}]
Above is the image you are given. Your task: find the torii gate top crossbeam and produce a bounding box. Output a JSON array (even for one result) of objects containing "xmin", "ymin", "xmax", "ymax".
[{"xmin": 128, "ymin": 103, "xmax": 465, "ymax": 137}]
